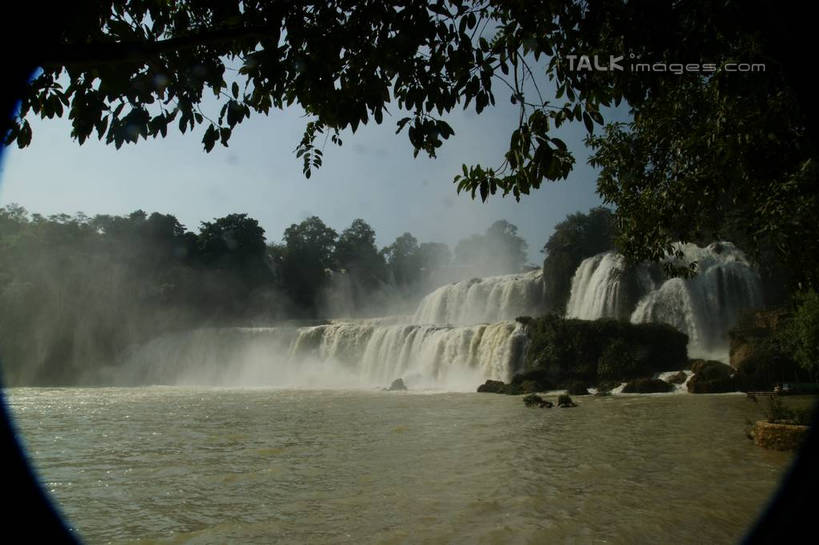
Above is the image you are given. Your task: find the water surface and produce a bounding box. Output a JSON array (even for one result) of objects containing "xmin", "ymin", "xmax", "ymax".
[{"xmin": 5, "ymin": 388, "xmax": 794, "ymax": 544}]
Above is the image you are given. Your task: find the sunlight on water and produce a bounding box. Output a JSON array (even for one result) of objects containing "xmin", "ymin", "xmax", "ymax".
[{"xmin": 6, "ymin": 388, "xmax": 794, "ymax": 545}]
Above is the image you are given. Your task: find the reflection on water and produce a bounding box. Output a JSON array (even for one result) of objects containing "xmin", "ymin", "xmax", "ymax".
[{"xmin": 5, "ymin": 388, "xmax": 795, "ymax": 544}]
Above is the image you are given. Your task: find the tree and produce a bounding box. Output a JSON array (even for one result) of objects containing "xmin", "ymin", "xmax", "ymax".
[
  {"xmin": 334, "ymin": 219, "xmax": 386, "ymax": 285},
  {"xmin": 197, "ymin": 213, "xmax": 267, "ymax": 269},
  {"xmin": 417, "ymin": 242, "xmax": 452, "ymax": 273},
  {"xmin": 541, "ymin": 207, "xmax": 616, "ymax": 312},
  {"xmin": 454, "ymin": 219, "xmax": 527, "ymax": 275},
  {"xmin": 382, "ymin": 233, "xmax": 421, "ymax": 287},
  {"xmin": 4, "ymin": 1, "xmax": 815, "ymax": 282},
  {"xmin": 587, "ymin": 70, "xmax": 818, "ymax": 288},
  {"xmin": 784, "ymin": 291, "xmax": 819, "ymax": 382},
  {"xmin": 280, "ymin": 216, "xmax": 338, "ymax": 313}
]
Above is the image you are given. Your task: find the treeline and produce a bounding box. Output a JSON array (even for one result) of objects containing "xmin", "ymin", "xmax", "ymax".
[{"xmin": 0, "ymin": 205, "xmax": 529, "ymax": 384}]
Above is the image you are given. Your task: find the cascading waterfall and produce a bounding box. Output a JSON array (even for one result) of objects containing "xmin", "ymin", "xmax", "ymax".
[
  {"xmin": 412, "ymin": 270, "xmax": 548, "ymax": 325},
  {"xmin": 118, "ymin": 319, "xmax": 529, "ymax": 391},
  {"xmin": 565, "ymin": 252, "xmax": 658, "ymax": 321},
  {"xmin": 117, "ymin": 240, "xmax": 763, "ymax": 389},
  {"xmin": 564, "ymin": 242, "xmax": 763, "ymax": 361},
  {"xmin": 630, "ymin": 242, "xmax": 764, "ymax": 360}
]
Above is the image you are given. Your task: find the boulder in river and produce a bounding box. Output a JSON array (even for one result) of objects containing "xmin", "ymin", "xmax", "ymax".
[
  {"xmin": 687, "ymin": 360, "xmax": 737, "ymax": 393},
  {"xmin": 477, "ymin": 380, "xmax": 523, "ymax": 395},
  {"xmin": 523, "ymin": 394, "xmax": 553, "ymax": 408},
  {"xmin": 557, "ymin": 394, "xmax": 577, "ymax": 408},
  {"xmin": 387, "ymin": 378, "xmax": 407, "ymax": 391}
]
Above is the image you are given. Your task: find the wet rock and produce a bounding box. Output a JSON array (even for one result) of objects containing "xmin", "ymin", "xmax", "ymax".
[
  {"xmin": 519, "ymin": 380, "xmax": 542, "ymax": 394},
  {"xmin": 557, "ymin": 394, "xmax": 577, "ymax": 407},
  {"xmin": 477, "ymin": 380, "xmax": 522, "ymax": 395},
  {"xmin": 510, "ymin": 369, "xmax": 555, "ymax": 392},
  {"xmin": 687, "ymin": 360, "xmax": 737, "ymax": 393},
  {"xmin": 523, "ymin": 394, "xmax": 553, "ymax": 408},
  {"xmin": 750, "ymin": 421, "xmax": 809, "ymax": 450},
  {"xmin": 666, "ymin": 371, "xmax": 688, "ymax": 384},
  {"xmin": 595, "ymin": 381, "xmax": 621, "ymax": 394},
  {"xmin": 622, "ymin": 377, "xmax": 674, "ymax": 393},
  {"xmin": 387, "ymin": 378, "xmax": 407, "ymax": 391}
]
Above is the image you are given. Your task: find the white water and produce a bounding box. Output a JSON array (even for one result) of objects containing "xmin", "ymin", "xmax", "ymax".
[
  {"xmin": 118, "ymin": 320, "xmax": 529, "ymax": 391},
  {"xmin": 565, "ymin": 252, "xmax": 657, "ymax": 320},
  {"xmin": 565, "ymin": 242, "xmax": 763, "ymax": 361},
  {"xmin": 412, "ymin": 270, "xmax": 548, "ymax": 325},
  {"xmin": 116, "ymin": 241, "xmax": 763, "ymax": 388},
  {"xmin": 631, "ymin": 243, "xmax": 764, "ymax": 360}
]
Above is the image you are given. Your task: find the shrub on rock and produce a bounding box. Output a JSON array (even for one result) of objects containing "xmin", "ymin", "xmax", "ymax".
[
  {"xmin": 557, "ymin": 394, "xmax": 577, "ymax": 407},
  {"xmin": 523, "ymin": 394, "xmax": 553, "ymax": 408},
  {"xmin": 477, "ymin": 380, "xmax": 522, "ymax": 395}
]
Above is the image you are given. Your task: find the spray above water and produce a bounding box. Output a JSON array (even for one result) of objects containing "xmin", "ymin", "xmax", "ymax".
[
  {"xmin": 119, "ymin": 320, "xmax": 529, "ymax": 391},
  {"xmin": 566, "ymin": 242, "xmax": 763, "ymax": 360},
  {"xmin": 412, "ymin": 270, "xmax": 548, "ymax": 326},
  {"xmin": 118, "ymin": 241, "xmax": 763, "ymax": 388}
]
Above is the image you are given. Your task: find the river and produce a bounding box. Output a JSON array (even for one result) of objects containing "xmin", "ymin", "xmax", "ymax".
[{"xmin": 4, "ymin": 388, "xmax": 795, "ymax": 544}]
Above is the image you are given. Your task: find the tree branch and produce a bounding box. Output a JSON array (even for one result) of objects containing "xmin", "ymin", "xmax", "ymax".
[{"xmin": 38, "ymin": 24, "xmax": 282, "ymax": 69}]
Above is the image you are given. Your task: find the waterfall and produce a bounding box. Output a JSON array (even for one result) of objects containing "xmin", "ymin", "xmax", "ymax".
[
  {"xmin": 564, "ymin": 242, "xmax": 763, "ymax": 361},
  {"xmin": 565, "ymin": 252, "xmax": 657, "ymax": 320},
  {"xmin": 412, "ymin": 270, "xmax": 547, "ymax": 325},
  {"xmin": 116, "ymin": 240, "xmax": 761, "ymax": 389},
  {"xmin": 630, "ymin": 242, "xmax": 764, "ymax": 360},
  {"xmin": 117, "ymin": 320, "xmax": 528, "ymax": 391}
]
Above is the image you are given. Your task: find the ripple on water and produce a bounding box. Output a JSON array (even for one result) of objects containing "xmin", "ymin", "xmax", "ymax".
[{"xmin": 4, "ymin": 387, "xmax": 800, "ymax": 544}]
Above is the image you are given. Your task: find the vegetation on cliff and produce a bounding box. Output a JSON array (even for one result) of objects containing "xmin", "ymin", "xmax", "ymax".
[{"xmin": 522, "ymin": 314, "xmax": 688, "ymax": 387}]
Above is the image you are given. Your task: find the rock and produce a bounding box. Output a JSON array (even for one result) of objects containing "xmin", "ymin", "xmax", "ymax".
[
  {"xmin": 666, "ymin": 371, "xmax": 688, "ymax": 384},
  {"xmin": 622, "ymin": 377, "xmax": 674, "ymax": 393},
  {"xmin": 689, "ymin": 359, "xmax": 734, "ymax": 377},
  {"xmin": 523, "ymin": 315, "xmax": 689, "ymax": 388},
  {"xmin": 519, "ymin": 380, "xmax": 542, "ymax": 394},
  {"xmin": 510, "ymin": 369, "xmax": 555, "ymax": 392},
  {"xmin": 387, "ymin": 378, "xmax": 407, "ymax": 391},
  {"xmin": 750, "ymin": 420, "xmax": 809, "ymax": 450},
  {"xmin": 595, "ymin": 381, "xmax": 621, "ymax": 394},
  {"xmin": 477, "ymin": 380, "xmax": 506, "ymax": 393},
  {"xmin": 729, "ymin": 308, "xmax": 791, "ymax": 372},
  {"xmin": 687, "ymin": 360, "xmax": 737, "ymax": 393},
  {"xmin": 667, "ymin": 371, "xmax": 688, "ymax": 384},
  {"xmin": 523, "ymin": 393, "xmax": 553, "ymax": 408},
  {"xmin": 567, "ymin": 381, "xmax": 590, "ymax": 396},
  {"xmin": 477, "ymin": 380, "xmax": 522, "ymax": 395},
  {"xmin": 557, "ymin": 394, "xmax": 577, "ymax": 408}
]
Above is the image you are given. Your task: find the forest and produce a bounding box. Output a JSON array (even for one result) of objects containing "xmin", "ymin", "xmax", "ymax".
[{"xmin": 0, "ymin": 204, "xmax": 531, "ymax": 385}]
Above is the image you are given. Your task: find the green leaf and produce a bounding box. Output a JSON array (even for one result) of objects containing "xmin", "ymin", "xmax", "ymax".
[{"xmin": 583, "ymin": 112, "xmax": 594, "ymax": 134}]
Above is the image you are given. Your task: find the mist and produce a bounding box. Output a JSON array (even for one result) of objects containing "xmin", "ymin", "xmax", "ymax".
[{"xmin": 0, "ymin": 205, "xmax": 539, "ymax": 388}]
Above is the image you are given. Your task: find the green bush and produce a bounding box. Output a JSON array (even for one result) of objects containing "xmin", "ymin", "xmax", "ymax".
[
  {"xmin": 524, "ymin": 315, "xmax": 688, "ymax": 386},
  {"xmin": 597, "ymin": 338, "xmax": 641, "ymax": 380},
  {"xmin": 787, "ymin": 290, "xmax": 819, "ymax": 382}
]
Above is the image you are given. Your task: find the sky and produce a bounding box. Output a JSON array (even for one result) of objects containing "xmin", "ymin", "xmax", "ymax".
[{"xmin": 0, "ymin": 84, "xmax": 618, "ymax": 265}]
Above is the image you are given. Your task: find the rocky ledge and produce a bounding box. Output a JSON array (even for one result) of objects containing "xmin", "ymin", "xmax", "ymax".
[{"xmin": 750, "ymin": 421, "xmax": 809, "ymax": 450}]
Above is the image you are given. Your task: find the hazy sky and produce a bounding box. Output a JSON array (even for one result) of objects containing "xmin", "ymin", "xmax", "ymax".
[{"xmin": 0, "ymin": 86, "xmax": 622, "ymax": 264}]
